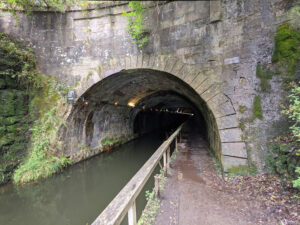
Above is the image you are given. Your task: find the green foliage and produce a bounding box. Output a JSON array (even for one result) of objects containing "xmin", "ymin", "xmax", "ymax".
[
  {"xmin": 253, "ymin": 96, "xmax": 263, "ymax": 120},
  {"xmin": 256, "ymin": 64, "xmax": 274, "ymax": 92},
  {"xmin": 281, "ymin": 82, "xmax": 300, "ymax": 140},
  {"xmin": 13, "ymin": 79, "xmax": 71, "ymax": 184},
  {"xmin": 138, "ymin": 168, "xmax": 167, "ymax": 225},
  {"xmin": 123, "ymin": 1, "xmax": 149, "ymax": 49},
  {"xmin": 101, "ymin": 137, "xmax": 121, "ymax": 148},
  {"xmin": 0, "ymin": 33, "xmax": 41, "ymax": 88},
  {"xmin": 13, "ymin": 109, "xmax": 70, "ymax": 184},
  {"xmin": 266, "ymin": 136, "xmax": 299, "ymax": 180},
  {"xmin": 137, "ymin": 192, "xmax": 160, "ymax": 225},
  {"xmin": 280, "ymin": 82, "xmax": 300, "ymax": 188},
  {"xmin": 145, "ymin": 189, "xmax": 154, "ymax": 201},
  {"xmin": 239, "ymin": 122, "xmax": 245, "ymax": 131},
  {"xmin": 0, "ymin": 0, "xmax": 79, "ymax": 13},
  {"xmin": 293, "ymin": 167, "xmax": 300, "ymax": 188},
  {"xmin": 268, "ymin": 18, "xmax": 300, "ymax": 189},
  {"xmin": 272, "ymin": 23, "xmax": 300, "ymax": 76},
  {"xmin": 0, "ymin": 32, "xmax": 70, "ymax": 184}
]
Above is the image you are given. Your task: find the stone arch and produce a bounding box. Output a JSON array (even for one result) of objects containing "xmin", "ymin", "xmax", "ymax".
[{"xmin": 69, "ymin": 54, "xmax": 248, "ymax": 171}]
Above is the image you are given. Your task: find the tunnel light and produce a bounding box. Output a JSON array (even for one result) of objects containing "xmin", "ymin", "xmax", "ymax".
[
  {"xmin": 114, "ymin": 101, "xmax": 118, "ymax": 106},
  {"xmin": 128, "ymin": 102, "xmax": 135, "ymax": 108}
]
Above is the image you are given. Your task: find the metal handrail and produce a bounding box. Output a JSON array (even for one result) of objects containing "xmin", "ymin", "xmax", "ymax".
[{"xmin": 91, "ymin": 124, "xmax": 184, "ymax": 225}]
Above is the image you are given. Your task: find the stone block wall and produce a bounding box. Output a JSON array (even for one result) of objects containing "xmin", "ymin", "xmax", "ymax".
[{"xmin": 0, "ymin": 0, "xmax": 290, "ymax": 171}]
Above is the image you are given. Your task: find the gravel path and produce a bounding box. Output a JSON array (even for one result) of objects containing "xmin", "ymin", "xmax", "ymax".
[{"xmin": 154, "ymin": 135, "xmax": 282, "ymax": 225}]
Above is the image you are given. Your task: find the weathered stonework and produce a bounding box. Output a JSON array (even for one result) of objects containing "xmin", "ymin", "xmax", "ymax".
[{"xmin": 0, "ymin": 0, "xmax": 290, "ymax": 171}]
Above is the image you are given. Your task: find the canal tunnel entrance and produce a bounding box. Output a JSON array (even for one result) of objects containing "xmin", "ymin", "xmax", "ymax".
[{"xmin": 64, "ymin": 69, "xmax": 221, "ymax": 165}]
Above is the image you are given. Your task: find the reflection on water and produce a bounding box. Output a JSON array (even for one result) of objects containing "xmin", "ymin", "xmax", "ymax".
[{"xmin": 0, "ymin": 133, "xmax": 164, "ymax": 225}]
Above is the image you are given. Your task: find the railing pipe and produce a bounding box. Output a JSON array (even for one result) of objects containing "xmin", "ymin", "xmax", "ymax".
[{"xmin": 91, "ymin": 124, "xmax": 183, "ymax": 225}]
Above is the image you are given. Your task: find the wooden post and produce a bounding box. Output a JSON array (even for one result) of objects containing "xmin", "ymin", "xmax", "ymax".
[
  {"xmin": 128, "ymin": 201, "xmax": 137, "ymax": 225},
  {"xmin": 175, "ymin": 136, "xmax": 178, "ymax": 151},
  {"xmin": 167, "ymin": 146, "xmax": 170, "ymax": 169},
  {"xmin": 154, "ymin": 174, "xmax": 160, "ymax": 198},
  {"xmin": 163, "ymin": 151, "xmax": 167, "ymax": 174}
]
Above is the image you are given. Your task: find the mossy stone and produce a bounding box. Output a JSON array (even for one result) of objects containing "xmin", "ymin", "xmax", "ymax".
[{"xmin": 0, "ymin": 78, "xmax": 6, "ymax": 89}]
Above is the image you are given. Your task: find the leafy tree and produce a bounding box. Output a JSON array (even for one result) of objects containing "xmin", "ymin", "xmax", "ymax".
[{"xmin": 0, "ymin": 0, "xmax": 79, "ymax": 13}]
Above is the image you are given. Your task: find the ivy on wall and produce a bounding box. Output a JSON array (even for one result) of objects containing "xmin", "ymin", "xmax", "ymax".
[
  {"xmin": 0, "ymin": 33, "xmax": 71, "ymax": 184},
  {"xmin": 123, "ymin": 1, "xmax": 149, "ymax": 49}
]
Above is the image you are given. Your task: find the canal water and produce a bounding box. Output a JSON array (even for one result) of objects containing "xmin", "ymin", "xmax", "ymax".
[{"xmin": 0, "ymin": 133, "xmax": 165, "ymax": 225}]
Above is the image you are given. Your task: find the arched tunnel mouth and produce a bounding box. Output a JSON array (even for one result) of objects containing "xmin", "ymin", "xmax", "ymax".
[{"xmin": 64, "ymin": 69, "xmax": 221, "ymax": 164}]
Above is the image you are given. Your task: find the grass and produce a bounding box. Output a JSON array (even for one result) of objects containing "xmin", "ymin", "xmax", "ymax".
[{"xmin": 13, "ymin": 107, "xmax": 71, "ymax": 184}]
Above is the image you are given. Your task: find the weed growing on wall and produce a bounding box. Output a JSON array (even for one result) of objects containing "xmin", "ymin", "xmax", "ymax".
[
  {"xmin": 256, "ymin": 64, "xmax": 274, "ymax": 92},
  {"xmin": 123, "ymin": 1, "xmax": 149, "ymax": 49},
  {"xmin": 13, "ymin": 78, "xmax": 71, "ymax": 184},
  {"xmin": 253, "ymin": 96, "xmax": 263, "ymax": 120},
  {"xmin": 0, "ymin": 33, "xmax": 71, "ymax": 184}
]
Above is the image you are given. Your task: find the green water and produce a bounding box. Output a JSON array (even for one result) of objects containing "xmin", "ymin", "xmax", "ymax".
[{"xmin": 0, "ymin": 133, "xmax": 164, "ymax": 225}]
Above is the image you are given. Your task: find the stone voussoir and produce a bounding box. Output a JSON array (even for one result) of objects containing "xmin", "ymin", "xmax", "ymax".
[
  {"xmin": 221, "ymin": 142, "xmax": 247, "ymax": 158},
  {"xmin": 216, "ymin": 114, "xmax": 239, "ymax": 129},
  {"xmin": 222, "ymin": 155, "xmax": 248, "ymax": 172},
  {"xmin": 219, "ymin": 128, "xmax": 243, "ymax": 143}
]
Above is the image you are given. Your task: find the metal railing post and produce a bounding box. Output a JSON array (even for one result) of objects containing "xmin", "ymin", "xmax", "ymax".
[{"xmin": 128, "ymin": 201, "xmax": 137, "ymax": 225}]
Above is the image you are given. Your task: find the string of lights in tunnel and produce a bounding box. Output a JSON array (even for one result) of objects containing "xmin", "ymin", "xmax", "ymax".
[{"xmin": 67, "ymin": 90, "xmax": 194, "ymax": 116}]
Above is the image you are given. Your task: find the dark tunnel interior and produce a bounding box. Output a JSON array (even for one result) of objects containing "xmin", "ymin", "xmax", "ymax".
[{"xmin": 64, "ymin": 69, "xmax": 220, "ymax": 160}]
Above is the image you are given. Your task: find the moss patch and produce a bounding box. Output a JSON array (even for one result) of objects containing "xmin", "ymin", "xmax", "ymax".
[
  {"xmin": 227, "ymin": 165, "xmax": 256, "ymax": 176},
  {"xmin": 272, "ymin": 23, "xmax": 300, "ymax": 77},
  {"xmin": 238, "ymin": 105, "xmax": 247, "ymax": 114},
  {"xmin": 253, "ymin": 96, "xmax": 263, "ymax": 120},
  {"xmin": 256, "ymin": 64, "xmax": 274, "ymax": 92}
]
